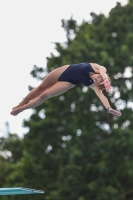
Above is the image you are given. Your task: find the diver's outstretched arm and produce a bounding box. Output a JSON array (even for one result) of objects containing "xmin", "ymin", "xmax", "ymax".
[{"xmin": 91, "ymin": 85, "xmax": 121, "ymax": 116}]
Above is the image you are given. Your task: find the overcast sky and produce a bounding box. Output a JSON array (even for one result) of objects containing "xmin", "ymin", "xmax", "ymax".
[{"xmin": 0, "ymin": 0, "xmax": 128, "ymax": 137}]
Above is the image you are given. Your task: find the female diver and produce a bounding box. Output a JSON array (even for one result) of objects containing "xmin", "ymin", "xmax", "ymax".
[{"xmin": 10, "ymin": 62, "xmax": 121, "ymax": 116}]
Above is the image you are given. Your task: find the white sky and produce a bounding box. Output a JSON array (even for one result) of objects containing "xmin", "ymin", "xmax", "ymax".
[{"xmin": 0, "ymin": 0, "xmax": 128, "ymax": 137}]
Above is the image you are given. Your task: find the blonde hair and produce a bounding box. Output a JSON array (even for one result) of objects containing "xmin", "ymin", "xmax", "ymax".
[
  {"xmin": 98, "ymin": 76, "xmax": 111, "ymax": 90},
  {"xmin": 98, "ymin": 84, "xmax": 105, "ymax": 90},
  {"xmin": 89, "ymin": 72, "xmax": 111, "ymax": 91}
]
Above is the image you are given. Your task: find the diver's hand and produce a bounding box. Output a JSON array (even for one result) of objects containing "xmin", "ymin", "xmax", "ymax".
[
  {"xmin": 107, "ymin": 107, "xmax": 121, "ymax": 116},
  {"xmin": 100, "ymin": 79, "xmax": 110, "ymax": 92}
]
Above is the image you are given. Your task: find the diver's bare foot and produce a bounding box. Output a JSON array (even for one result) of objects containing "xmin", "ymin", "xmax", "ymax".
[
  {"xmin": 10, "ymin": 107, "xmax": 23, "ymax": 116},
  {"xmin": 12, "ymin": 105, "xmax": 21, "ymax": 110},
  {"xmin": 12, "ymin": 103, "xmax": 25, "ymax": 110}
]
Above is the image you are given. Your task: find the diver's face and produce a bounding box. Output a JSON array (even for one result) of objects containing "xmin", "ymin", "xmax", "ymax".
[{"xmin": 92, "ymin": 74, "xmax": 103, "ymax": 85}]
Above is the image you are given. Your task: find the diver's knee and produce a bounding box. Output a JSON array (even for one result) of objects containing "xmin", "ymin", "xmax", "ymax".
[
  {"xmin": 39, "ymin": 92, "xmax": 48, "ymax": 101},
  {"xmin": 38, "ymin": 84, "xmax": 44, "ymax": 91}
]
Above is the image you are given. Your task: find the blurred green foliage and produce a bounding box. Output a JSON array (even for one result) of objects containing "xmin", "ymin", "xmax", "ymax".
[{"xmin": 1, "ymin": 1, "xmax": 133, "ymax": 199}]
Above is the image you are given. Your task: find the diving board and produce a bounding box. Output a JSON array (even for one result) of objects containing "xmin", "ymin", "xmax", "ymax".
[{"xmin": 0, "ymin": 187, "xmax": 44, "ymax": 195}]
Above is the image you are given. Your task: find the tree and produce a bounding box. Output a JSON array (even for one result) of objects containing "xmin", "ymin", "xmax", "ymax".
[{"xmin": 2, "ymin": 1, "xmax": 133, "ymax": 200}]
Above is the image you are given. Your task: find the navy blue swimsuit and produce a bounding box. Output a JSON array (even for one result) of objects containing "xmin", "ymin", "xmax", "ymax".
[{"xmin": 58, "ymin": 62, "xmax": 95, "ymax": 86}]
